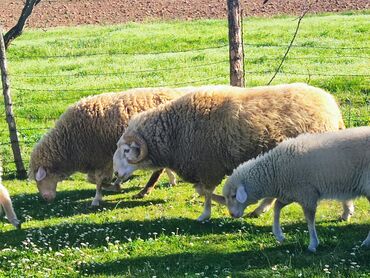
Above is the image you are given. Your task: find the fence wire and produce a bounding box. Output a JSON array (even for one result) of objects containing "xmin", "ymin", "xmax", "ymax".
[{"xmin": 1, "ymin": 38, "xmax": 369, "ymax": 178}]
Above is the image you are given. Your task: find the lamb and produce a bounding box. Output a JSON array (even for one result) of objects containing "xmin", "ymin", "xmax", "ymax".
[
  {"xmin": 113, "ymin": 83, "xmax": 353, "ymax": 221},
  {"xmin": 0, "ymin": 163, "xmax": 20, "ymax": 228},
  {"xmin": 223, "ymin": 126, "xmax": 370, "ymax": 252},
  {"xmin": 29, "ymin": 88, "xmax": 181, "ymax": 206}
]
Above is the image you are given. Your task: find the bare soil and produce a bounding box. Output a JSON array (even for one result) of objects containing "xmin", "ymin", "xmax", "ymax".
[{"xmin": 1, "ymin": 0, "xmax": 369, "ymax": 29}]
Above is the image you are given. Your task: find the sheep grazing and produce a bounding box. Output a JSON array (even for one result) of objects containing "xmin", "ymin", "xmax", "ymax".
[
  {"xmin": 223, "ymin": 126, "xmax": 370, "ymax": 251},
  {"xmin": 29, "ymin": 88, "xmax": 180, "ymax": 206},
  {"xmin": 0, "ymin": 163, "xmax": 20, "ymax": 229},
  {"xmin": 113, "ymin": 83, "xmax": 352, "ymax": 221}
]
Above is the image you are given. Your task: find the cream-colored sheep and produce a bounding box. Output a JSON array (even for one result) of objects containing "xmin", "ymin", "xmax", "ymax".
[
  {"xmin": 0, "ymin": 163, "xmax": 20, "ymax": 228},
  {"xmin": 29, "ymin": 88, "xmax": 180, "ymax": 206},
  {"xmin": 113, "ymin": 83, "xmax": 351, "ymax": 221},
  {"xmin": 223, "ymin": 127, "xmax": 370, "ymax": 252}
]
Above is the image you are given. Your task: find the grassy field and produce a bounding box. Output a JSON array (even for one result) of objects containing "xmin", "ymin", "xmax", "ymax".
[{"xmin": 0, "ymin": 11, "xmax": 369, "ymax": 277}]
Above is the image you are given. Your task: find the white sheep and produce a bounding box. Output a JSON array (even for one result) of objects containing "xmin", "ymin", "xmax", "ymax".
[
  {"xmin": 223, "ymin": 126, "xmax": 370, "ymax": 251},
  {"xmin": 0, "ymin": 163, "xmax": 20, "ymax": 229}
]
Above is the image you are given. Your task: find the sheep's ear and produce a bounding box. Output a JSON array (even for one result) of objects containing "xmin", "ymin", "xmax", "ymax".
[
  {"xmin": 236, "ymin": 186, "xmax": 247, "ymax": 203},
  {"xmin": 35, "ymin": 167, "xmax": 47, "ymax": 181}
]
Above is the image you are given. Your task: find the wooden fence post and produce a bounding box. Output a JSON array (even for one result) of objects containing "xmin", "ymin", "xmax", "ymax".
[
  {"xmin": 227, "ymin": 0, "xmax": 245, "ymax": 87},
  {"xmin": 0, "ymin": 26, "xmax": 27, "ymax": 179}
]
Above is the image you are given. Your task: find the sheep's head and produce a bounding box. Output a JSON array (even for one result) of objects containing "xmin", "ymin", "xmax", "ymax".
[
  {"xmin": 113, "ymin": 132, "xmax": 151, "ymax": 181},
  {"xmin": 223, "ymin": 179, "xmax": 253, "ymax": 218},
  {"xmin": 31, "ymin": 166, "xmax": 64, "ymax": 203}
]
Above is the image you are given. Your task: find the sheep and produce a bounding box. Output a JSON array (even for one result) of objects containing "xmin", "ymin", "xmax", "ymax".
[
  {"xmin": 222, "ymin": 126, "xmax": 370, "ymax": 252},
  {"xmin": 113, "ymin": 83, "xmax": 353, "ymax": 221},
  {"xmin": 29, "ymin": 88, "xmax": 181, "ymax": 206},
  {"xmin": 0, "ymin": 163, "xmax": 20, "ymax": 228}
]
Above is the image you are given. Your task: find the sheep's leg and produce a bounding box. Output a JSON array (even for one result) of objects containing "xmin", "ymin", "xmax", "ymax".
[
  {"xmin": 133, "ymin": 169, "xmax": 164, "ymax": 199},
  {"xmin": 340, "ymin": 199, "xmax": 354, "ymax": 221},
  {"xmin": 212, "ymin": 194, "xmax": 226, "ymax": 205},
  {"xmin": 273, "ymin": 200, "xmax": 290, "ymax": 243},
  {"xmin": 361, "ymin": 197, "xmax": 370, "ymax": 247},
  {"xmin": 0, "ymin": 186, "xmax": 21, "ymax": 229},
  {"xmin": 165, "ymin": 169, "xmax": 177, "ymax": 186},
  {"xmin": 91, "ymin": 183, "xmax": 103, "ymax": 207},
  {"xmin": 248, "ymin": 198, "xmax": 276, "ymax": 218},
  {"xmin": 101, "ymin": 177, "xmax": 122, "ymax": 192},
  {"xmin": 195, "ymin": 185, "xmax": 212, "ymax": 221},
  {"xmin": 362, "ymin": 231, "xmax": 370, "ymax": 247},
  {"xmin": 302, "ymin": 205, "xmax": 319, "ymax": 252}
]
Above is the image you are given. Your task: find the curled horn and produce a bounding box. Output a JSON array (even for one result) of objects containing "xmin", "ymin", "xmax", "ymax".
[{"xmin": 124, "ymin": 133, "xmax": 148, "ymax": 164}]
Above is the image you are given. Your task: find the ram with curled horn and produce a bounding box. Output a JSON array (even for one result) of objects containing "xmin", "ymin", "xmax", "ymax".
[{"xmin": 113, "ymin": 84, "xmax": 354, "ymax": 222}]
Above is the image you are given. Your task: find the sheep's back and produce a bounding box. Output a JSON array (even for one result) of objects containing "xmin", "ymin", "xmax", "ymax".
[{"xmin": 141, "ymin": 84, "xmax": 344, "ymax": 185}]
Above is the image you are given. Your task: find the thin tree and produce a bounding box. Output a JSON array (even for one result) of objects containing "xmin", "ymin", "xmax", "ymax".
[{"xmin": 3, "ymin": 0, "xmax": 42, "ymax": 49}]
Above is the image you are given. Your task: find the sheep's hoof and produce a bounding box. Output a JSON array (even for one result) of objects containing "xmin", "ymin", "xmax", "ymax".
[
  {"xmin": 361, "ymin": 240, "xmax": 370, "ymax": 248},
  {"xmin": 132, "ymin": 192, "xmax": 147, "ymax": 199},
  {"xmin": 91, "ymin": 200, "xmax": 101, "ymax": 207},
  {"xmin": 11, "ymin": 219, "xmax": 21, "ymax": 229},
  {"xmin": 197, "ymin": 213, "xmax": 211, "ymax": 222},
  {"xmin": 275, "ymin": 235, "xmax": 285, "ymax": 243},
  {"xmin": 247, "ymin": 211, "xmax": 260, "ymax": 218},
  {"xmin": 307, "ymin": 245, "xmax": 317, "ymax": 252},
  {"xmin": 340, "ymin": 213, "xmax": 353, "ymax": 222}
]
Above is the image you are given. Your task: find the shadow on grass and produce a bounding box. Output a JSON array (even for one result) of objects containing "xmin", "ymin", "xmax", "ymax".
[
  {"xmin": 1, "ymin": 216, "xmax": 369, "ymax": 255},
  {"xmin": 10, "ymin": 187, "xmax": 164, "ymax": 221},
  {"xmin": 81, "ymin": 233, "xmax": 370, "ymax": 277}
]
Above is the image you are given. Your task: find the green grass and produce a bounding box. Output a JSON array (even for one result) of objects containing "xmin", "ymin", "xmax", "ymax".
[
  {"xmin": 1, "ymin": 173, "xmax": 370, "ymax": 277},
  {"xmin": 0, "ymin": 11, "xmax": 369, "ymax": 277}
]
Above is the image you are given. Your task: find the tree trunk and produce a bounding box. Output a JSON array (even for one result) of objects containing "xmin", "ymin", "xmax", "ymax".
[{"xmin": 0, "ymin": 26, "xmax": 27, "ymax": 179}]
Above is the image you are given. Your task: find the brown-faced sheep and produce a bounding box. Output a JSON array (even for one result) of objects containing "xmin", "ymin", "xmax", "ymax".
[
  {"xmin": 29, "ymin": 88, "xmax": 181, "ymax": 206},
  {"xmin": 222, "ymin": 127, "xmax": 370, "ymax": 251},
  {"xmin": 0, "ymin": 163, "xmax": 20, "ymax": 228},
  {"xmin": 113, "ymin": 83, "xmax": 352, "ymax": 221}
]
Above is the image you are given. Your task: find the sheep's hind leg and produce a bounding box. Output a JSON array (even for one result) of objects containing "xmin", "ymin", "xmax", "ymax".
[
  {"xmin": 273, "ymin": 200, "xmax": 290, "ymax": 243},
  {"xmin": 91, "ymin": 184, "xmax": 103, "ymax": 207},
  {"xmin": 195, "ymin": 185, "xmax": 212, "ymax": 221},
  {"xmin": 302, "ymin": 205, "xmax": 319, "ymax": 252},
  {"xmin": 361, "ymin": 197, "xmax": 370, "ymax": 247},
  {"xmin": 165, "ymin": 169, "xmax": 177, "ymax": 186},
  {"xmin": 133, "ymin": 169, "xmax": 164, "ymax": 199},
  {"xmin": 248, "ymin": 198, "xmax": 275, "ymax": 218},
  {"xmin": 340, "ymin": 199, "xmax": 354, "ymax": 221}
]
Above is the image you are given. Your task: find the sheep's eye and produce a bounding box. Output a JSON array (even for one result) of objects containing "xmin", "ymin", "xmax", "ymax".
[{"xmin": 231, "ymin": 194, "xmax": 236, "ymax": 199}]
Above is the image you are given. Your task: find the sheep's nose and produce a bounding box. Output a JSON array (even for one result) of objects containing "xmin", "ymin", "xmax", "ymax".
[
  {"xmin": 42, "ymin": 193, "xmax": 55, "ymax": 203},
  {"xmin": 114, "ymin": 171, "xmax": 119, "ymax": 177}
]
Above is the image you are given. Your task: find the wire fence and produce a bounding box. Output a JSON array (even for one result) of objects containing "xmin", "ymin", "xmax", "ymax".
[{"xmin": 1, "ymin": 38, "xmax": 369, "ymax": 178}]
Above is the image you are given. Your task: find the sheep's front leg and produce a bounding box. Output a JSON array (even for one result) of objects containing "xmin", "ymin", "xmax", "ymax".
[
  {"xmin": 212, "ymin": 194, "xmax": 226, "ymax": 205},
  {"xmin": 195, "ymin": 185, "xmax": 212, "ymax": 221},
  {"xmin": 91, "ymin": 183, "xmax": 103, "ymax": 207},
  {"xmin": 0, "ymin": 187, "xmax": 21, "ymax": 229},
  {"xmin": 248, "ymin": 198, "xmax": 275, "ymax": 218},
  {"xmin": 165, "ymin": 169, "xmax": 177, "ymax": 186},
  {"xmin": 302, "ymin": 205, "xmax": 319, "ymax": 252},
  {"xmin": 133, "ymin": 169, "xmax": 164, "ymax": 199},
  {"xmin": 273, "ymin": 200, "xmax": 290, "ymax": 243},
  {"xmin": 340, "ymin": 199, "xmax": 354, "ymax": 221}
]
